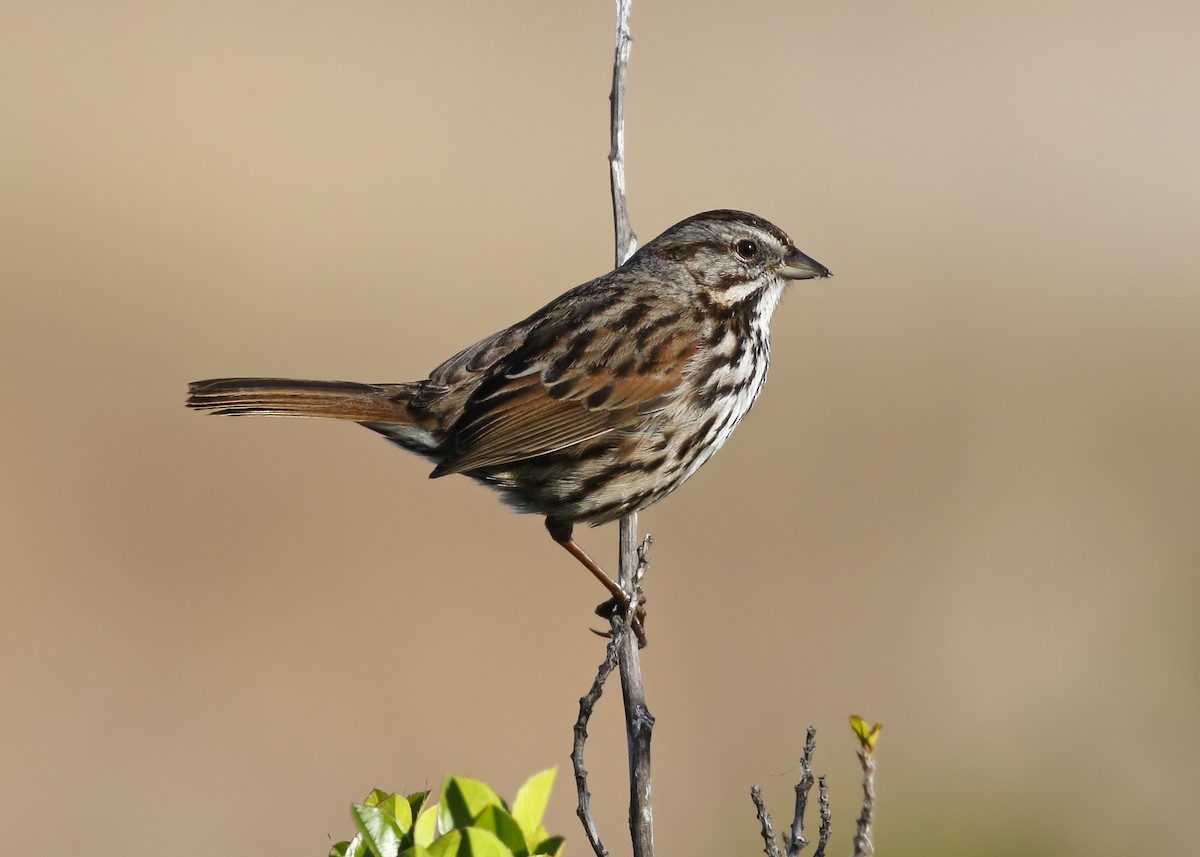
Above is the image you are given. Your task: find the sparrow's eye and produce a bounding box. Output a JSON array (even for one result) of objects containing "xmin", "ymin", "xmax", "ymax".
[{"xmin": 734, "ymin": 239, "xmax": 759, "ymax": 261}]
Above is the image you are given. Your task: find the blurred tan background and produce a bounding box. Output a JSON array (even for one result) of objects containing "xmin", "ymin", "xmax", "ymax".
[{"xmin": 3, "ymin": 1, "xmax": 1198, "ymax": 854}]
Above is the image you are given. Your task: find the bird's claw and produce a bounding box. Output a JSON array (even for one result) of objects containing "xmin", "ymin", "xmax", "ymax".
[{"xmin": 594, "ymin": 592, "xmax": 647, "ymax": 648}]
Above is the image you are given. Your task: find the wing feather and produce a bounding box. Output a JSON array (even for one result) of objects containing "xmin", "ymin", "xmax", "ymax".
[{"xmin": 432, "ymin": 293, "xmax": 699, "ymax": 477}]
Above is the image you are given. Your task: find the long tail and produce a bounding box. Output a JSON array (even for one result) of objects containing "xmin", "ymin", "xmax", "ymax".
[{"xmin": 186, "ymin": 377, "xmax": 417, "ymax": 422}]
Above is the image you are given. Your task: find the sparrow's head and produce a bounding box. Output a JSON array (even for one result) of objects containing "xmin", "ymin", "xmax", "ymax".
[{"xmin": 639, "ymin": 210, "xmax": 830, "ymax": 312}]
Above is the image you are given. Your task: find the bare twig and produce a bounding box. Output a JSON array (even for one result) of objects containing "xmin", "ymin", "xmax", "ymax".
[
  {"xmin": 571, "ymin": 3, "xmax": 647, "ymax": 854},
  {"xmin": 569, "ymin": 537, "xmax": 651, "ymax": 857},
  {"xmin": 572, "ymin": 629, "xmax": 624, "ymax": 857},
  {"xmin": 849, "ymin": 749, "xmax": 876, "ymax": 857},
  {"xmin": 814, "ymin": 776, "xmax": 830, "ymax": 857},
  {"xmin": 609, "ymin": 0, "xmax": 637, "ymax": 265},
  {"xmin": 617, "ymin": 533, "xmax": 653, "ymax": 857},
  {"xmin": 750, "ymin": 786, "xmax": 782, "ymax": 857},
  {"xmin": 785, "ymin": 726, "xmax": 818, "ymax": 856},
  {"xmin": 606, "ymin": 1, "xmax": 654, "ymax": 855},
  {"xmin": 752, "ymin": 725, "xmax": 838, "ymax": 857}
]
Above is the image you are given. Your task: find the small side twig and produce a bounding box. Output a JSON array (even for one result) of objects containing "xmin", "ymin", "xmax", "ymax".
[
  {"xmin": 572, "ymin": 628, "xmax": 623, "ymax": 857},
  {"xmin": 847, "ymin": 716, "xmax": 881, "ymax": 857},
  {"xmin": 751, "ymin": 723, "xmax": 864, "ymax": 857},
  {"xmin": 784, "ymin": 726, "xmax": 818, "ymax": 856},
  {"xmin": 814, "ymin": 776, "xmax": 831, "ymax": 857},
  {"xmin": 751, "ymin": 725, "xmax": 822, "ymax": 857},
  {"xmin": 750, "ymin": 786, "xmax": 781, "ymax": 857},
  {"xmin": 849, "ymin": 748, "xmax": 876, "ymax": 857}
]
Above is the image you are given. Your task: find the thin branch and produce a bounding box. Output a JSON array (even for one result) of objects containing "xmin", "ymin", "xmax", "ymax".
[
  {"xmin": 608, "ymin": 1, "xmax": 653, "ymax": 855},
  {"xmin": 750, "ymin": 786, "xmax": 782, "ymax": 857},
  {"xmin": 609, "ymin": 0, "xmax": 637, "ymax": 265},
  {"xmin": 785, "ymin": 726, "xmax": 818, "ymax": 856},
  {"xmin": 617, "ymin": 533, "xmax": 653, "ymax": 857},
  {"xmin": 751, "ymin": 725, "xmax": 830, "ymax": 857},
  {"xmin": 570, "ymin": 3, "xmax": 647, "ymax": 854},
  {"xmin": 814, "ymin": 776, "xmax": 830, "ymax": 857},
  {"xmin": 572, "ymin": 629, "xmax": 623, "ymax": 857},
  {"xmin": 849, "ymin": 749, "xmax": 876, "ymax": 857}
]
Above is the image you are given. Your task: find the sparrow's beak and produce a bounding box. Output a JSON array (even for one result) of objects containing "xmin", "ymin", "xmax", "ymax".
[{"xmin": 777, "ymin": 246, "xmax": 831, "ymax": 280}]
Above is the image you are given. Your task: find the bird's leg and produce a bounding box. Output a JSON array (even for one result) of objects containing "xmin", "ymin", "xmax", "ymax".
[
  {"xmin": 545, "ymin": 518, "xmax": 646, "ymax": 646},
  {"xmin": 546, "ymin": 519, "xmax": 626, "ymax": 603}
]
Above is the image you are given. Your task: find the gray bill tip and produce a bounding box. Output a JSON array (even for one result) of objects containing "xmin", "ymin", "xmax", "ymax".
[{"xmin": 778, "ymin": 246, "xmax": 831, "ymax": 280}]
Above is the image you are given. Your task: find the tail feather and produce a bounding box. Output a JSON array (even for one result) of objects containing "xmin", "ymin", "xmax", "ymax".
[{"xmin": 186, "ymin": 377, "xmax": 416, "ymax": 422}]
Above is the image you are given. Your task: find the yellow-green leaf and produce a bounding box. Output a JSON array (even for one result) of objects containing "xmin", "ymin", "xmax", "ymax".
[
  {"xmin": 512, "ymin": 768, "xmax": 556, "ymax": 843},
  {"xmin": 532, "ymin": 834, "xmax": 565, "ymax": 856},
  {"xmin": 438, "ymin": 776, "xmax": 505, "ymax": 830},
  {"xmin": 413, "ymin": 805, "xmax": 439, "ymax": 847},
  {"xmin": 406, "ymin": 790, "xmax": 431, "ymax": 819},
  {"xmin": 426, "ymin": 830, "xmax": 464, "ymax": 857},
  {"xmin": 330, "ymin": 834, "xmax": 368, "ymax": 857},
  {"xmin": 474, "ymin": 805, "xmax": 528, "ymax": 857},
  {"xmin": 849, "ymin": 715, "xmax": 883, "ymax": 750},
  {"xmin": 427, "ymin": 828, "xmax": 514, "ymax": 857},
  {"xmin": 463, "ymin": 828, "xmax": 515, "ymax": 857},
  {"xmin": 353, "ymin": 803, "xmax": 404, "ymax": 857},
  {"xmin": 365, "ymin": 789, "xmax": 392, "ymax": 808},
  {"xmin": 377, "ymin": 794, "xmax": 414, "ymax": 832},
  {"xmin": 426, "ymin": 829, "xmax": 513, "ymax": 857}
]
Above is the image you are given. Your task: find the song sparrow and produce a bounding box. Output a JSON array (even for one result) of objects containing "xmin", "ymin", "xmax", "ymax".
[{"xmin": 188, "ymin": 210, "xmax": 830, "ymax": 641}]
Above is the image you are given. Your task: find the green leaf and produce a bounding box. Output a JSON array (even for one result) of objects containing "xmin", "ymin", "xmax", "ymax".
[
  {"xmin": 406, "ymin": 790, "xmax": 431, "ymax": 819},
  {"xmin": 438, "ymin": 776, "xmax": 505, "ymax": 830},
  {"xmin": 398, "ymin": 849, "xmax": 434, "ymax": 857},
  {"xmin": 473, "ymin": 806, "xmax": 528, "ymax": 857},
  {"xmin": 365, "ymin": 789, "xmax": 392, "ymax": 808},
  {"xmin": 532, "ymin": 835, "xmax": 565, "ymax": 856},
  {"xmin": 511, "ymin": 768, "xmax": 556, "ymax": 842},
  {"xmin": 413, "ymin": 805, "xmax": 439, "ymax": 847},
  {"xmin": 462, "ymin": 828, "xmax": 518, "ymax": 857},
  {"xmin": 427, "ymin": 828, "xmax": 514, "ymax": 857},
  {"xmin": 426, "ymin": 830, "xmax": 462, "ymax": 857},
  {"xmin": 331, "ymin": 833, "xmax": 369, "ymax": 857},
  {"xmin": 382, "ymin": 794, "xmax": 415, "ymax": 832},
  {"xmin": 353, "ymin": 802, "xmax": 404, "ymax": 857},
  {"xmin": 849, "ymin": 715, "xmax": 883, "ymax": 750}
]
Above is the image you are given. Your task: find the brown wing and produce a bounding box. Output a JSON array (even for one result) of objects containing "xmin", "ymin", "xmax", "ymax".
[
  {"xmin": 431, "ymin": 288, "xmax": 699, "ymax": 477},
  {"xmin": 427, "ymin": 324, "xmax": 529, "ymax": 388}
]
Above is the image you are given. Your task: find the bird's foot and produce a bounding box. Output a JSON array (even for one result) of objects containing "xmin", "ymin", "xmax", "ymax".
[{"xmin": 595, "ymin": 591, "xmax": 647, "ymax": 648}]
